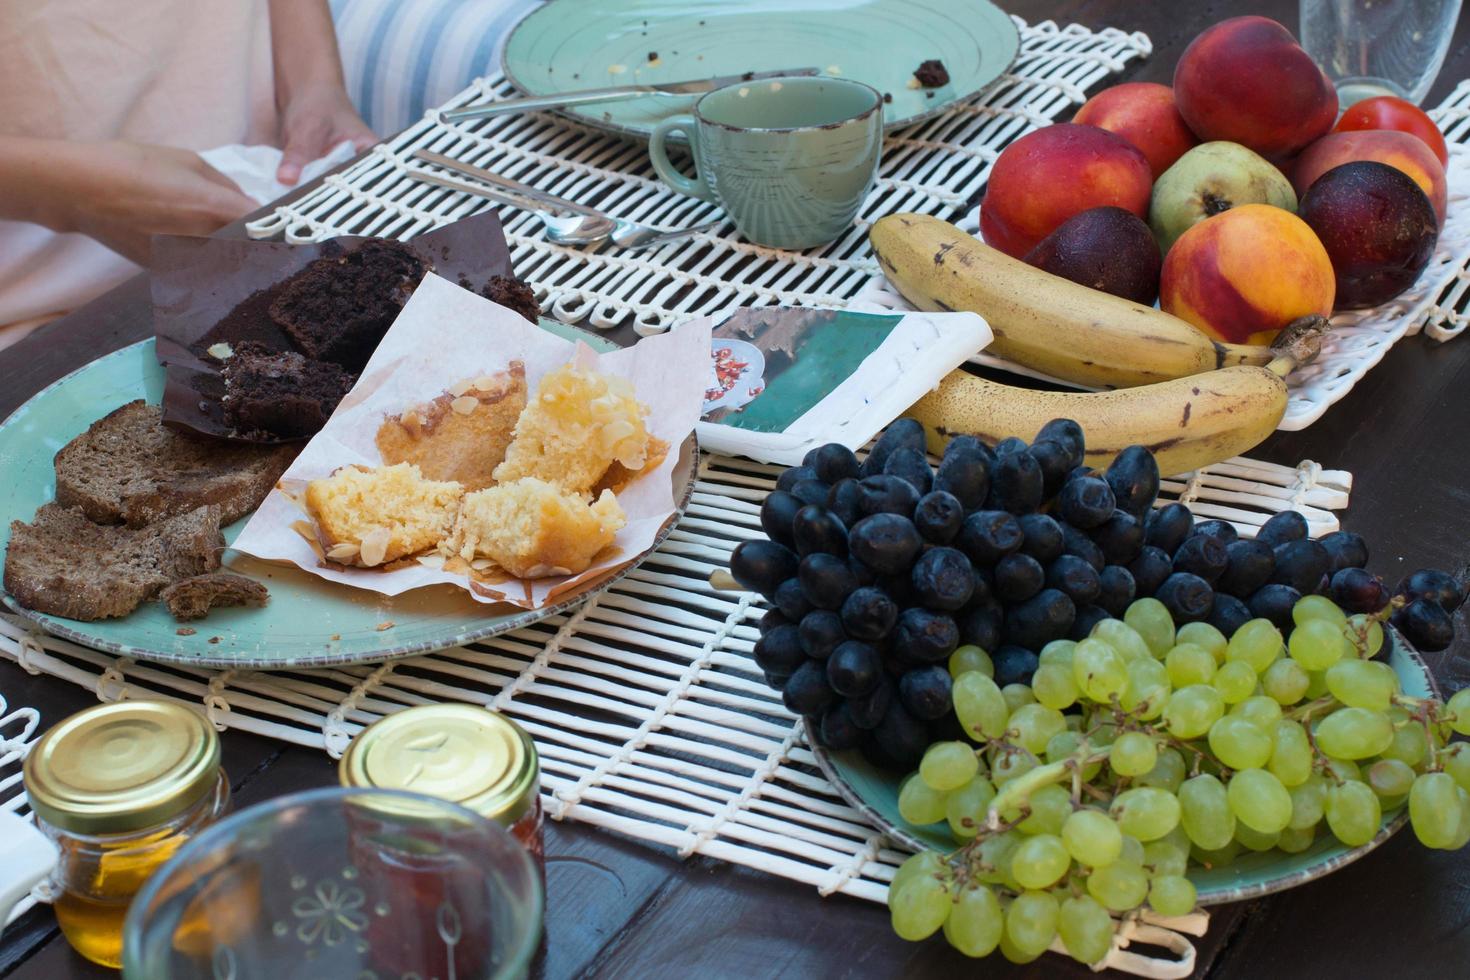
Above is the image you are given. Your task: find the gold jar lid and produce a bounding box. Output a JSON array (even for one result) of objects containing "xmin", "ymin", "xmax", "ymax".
[
  {"xmin": 24, "ymin": 701, "xmax": 220, "ymax": 835},
  {"xmin": 339, "ymin": 705, "xmax": 538, "ymax": 827}
]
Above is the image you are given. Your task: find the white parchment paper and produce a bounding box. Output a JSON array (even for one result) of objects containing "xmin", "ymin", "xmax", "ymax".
[{"xmin": 231, "ymin": 273, "xmax": 710, "ymax": 608}]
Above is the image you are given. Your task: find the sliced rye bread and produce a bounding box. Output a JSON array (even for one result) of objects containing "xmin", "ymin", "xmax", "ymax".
[
  {"xmin": 4, "ymin": 504, "xmax": 224, "ymax": 621},
  {"xmin": 54, "ymin": 400, "xmax": 297, "ymax": 527},
  {"xmin": 160, "ymin": 572, "xmax": 269, "ymax": 621}
]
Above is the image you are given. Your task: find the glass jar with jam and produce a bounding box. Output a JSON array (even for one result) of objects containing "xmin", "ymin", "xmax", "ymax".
[
  {"xmin": 23, "ymin": 701, "xmax": 230, "ymax": 969},
  {"xmin": 339, "ymin": 704, "xmax": 543, "ymax": 866},
  {"xmin": 338, "ymin": 705, "xmax": 544, "ymax": 978}
]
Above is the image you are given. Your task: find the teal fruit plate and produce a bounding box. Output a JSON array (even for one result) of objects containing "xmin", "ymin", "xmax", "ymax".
[
  {"xmin": 810, "ymin": 631, "xmax": 1439, "ymax": 905},
  {"xmin": 502, "ymin": 0, "xmax": 1020, "ymax": 139},
  {"xmin": 0, "ymin": 337, "xmax": 695, "ymax": 670}
]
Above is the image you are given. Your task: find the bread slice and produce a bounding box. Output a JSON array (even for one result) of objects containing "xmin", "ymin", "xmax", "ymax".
[
  {"xmin": 4, "ymin": 504, "xmax": 224, "ymax": 621},
  {"xmin": 54, "ymin": 400, "xmax": 297, "ymax": 527},
  {"xmin": 160, "ymin": 572, "xmax": 269, "ymax": 621}
]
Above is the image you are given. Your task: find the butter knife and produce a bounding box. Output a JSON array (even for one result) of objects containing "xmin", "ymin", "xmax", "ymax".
[{"xmin": 442, "ymin": 67, "xmax": 822, "ymax": 122}]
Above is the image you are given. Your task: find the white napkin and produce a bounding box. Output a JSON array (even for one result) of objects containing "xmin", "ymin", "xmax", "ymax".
[{"xmin": 198, "ymin": 140, "xmax": 360, "ymax": 205}]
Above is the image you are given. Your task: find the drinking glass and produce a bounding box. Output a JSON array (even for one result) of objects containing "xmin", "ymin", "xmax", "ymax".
[
  {"xmin": 121, "ymin": 787, "xmax": 543, "ymax": 980},
  {"xmin": 1300, "ymin": 0, "xmax": 1463, "ymax": 105}
]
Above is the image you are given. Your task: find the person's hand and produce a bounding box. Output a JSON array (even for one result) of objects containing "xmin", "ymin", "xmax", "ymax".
[
  {"xmin": 276, "ymin": 82, "xmax": 376, "ymax": 186},
  {"xmin": 41, "ymin": 141, "xmax": 258, "ymax": 264}
]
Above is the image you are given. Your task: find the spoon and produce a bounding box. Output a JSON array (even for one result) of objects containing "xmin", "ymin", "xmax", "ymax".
[{"xmin": 412, "ymin": 151, "xmax": 723, "ymax": 249}]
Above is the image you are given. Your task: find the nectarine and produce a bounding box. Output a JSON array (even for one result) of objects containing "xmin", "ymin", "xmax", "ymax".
[
  {"xmin": 1073, "ymin": 82, "xmax": 1199, "ymax": 178},
  {"xmin": 1174, "ymin": 16, "xmax": 1338, "ymax": 160},
  {"xmin": 1160, "ymin": 204, "xmax": 1335, "ymax": 345},
  {"xmin": 1293, "ymin": 130, "xmax": 1447, "ymax": 224},
  {"xmin": 979, "ymin": 123, "xmax": 1153, "ymax": 259}
]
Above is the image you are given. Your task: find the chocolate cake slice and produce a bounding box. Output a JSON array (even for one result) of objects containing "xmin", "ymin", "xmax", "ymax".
[
  {"xmin": 221, "ymin": 341, "xmax": 356, "ymax": 439},
  {"xmin": 268, "ymin": 238, "xmax": 427, "ymax": 372},
  {"xmin": 481, "ymin": 275, "xmax": 541, "ymax": 324}
]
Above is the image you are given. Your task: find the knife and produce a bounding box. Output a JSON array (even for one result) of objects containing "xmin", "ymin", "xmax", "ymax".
[{"xmin": 442, "ymin": 68, "xmax": 823, "ymax": 122}]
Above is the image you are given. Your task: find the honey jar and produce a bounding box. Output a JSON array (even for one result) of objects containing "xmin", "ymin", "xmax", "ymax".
[
  {"xmin": 339, "ymin": 704, "xmax": 544, "ymax": 865},
  {"xmin": 23, "ymin": 701, "xmax": 229, "ymax": 968}
]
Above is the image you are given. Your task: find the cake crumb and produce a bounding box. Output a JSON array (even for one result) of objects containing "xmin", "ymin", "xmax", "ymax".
[
  {"xmin": 376, "ymin": 621, "xmax": 395, "ymax": 631},
  {"xmin": 647, "ymin": 51, "xmax": 659, "ymax": 62},
  {"xmin": 914, "ymin": 59, "xmax": 949, "ymax": 88},
  {"xmin": 330, "ymin": 633, "xmax": 342, "ymax": 641},
  {"xmin": 176, "ymin": 627, "xmax": 197, "ymax": 636},
  {"xmin": 883, "ymin": 92, "xmax": 893, "ymax": 104},
  {"xmin": 208, "ymin": 636, "xmax": 221, "ymax": 644}
]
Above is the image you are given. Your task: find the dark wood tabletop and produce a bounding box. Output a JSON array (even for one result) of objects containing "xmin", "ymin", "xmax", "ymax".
[{"xmin": 3, "ymin": 2, "xmax": 1470, "ymax": 977}]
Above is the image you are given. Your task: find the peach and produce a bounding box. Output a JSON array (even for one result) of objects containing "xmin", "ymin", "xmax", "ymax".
[
  {"xmin": 1293, "ymin": 130, "xmax": 1448, "ymax": 225},
  {"xmin": 979, "ymin": 123, "xmax": 1153, "ymax": 258},
  {"xmin": 1073, "ymin": 82, "xmax": 1199, "ymax": 177},
  {"xmin": 1174, "ymin": 16, "xmax": 1338, "ymax": 160},
  {"xmin": 1160, "ymin": 203, "xmax": 1335, "ymax": 345}
]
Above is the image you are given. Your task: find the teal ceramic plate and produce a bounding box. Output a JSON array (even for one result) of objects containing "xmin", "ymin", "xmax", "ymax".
[
  {"xmin": 811, "ymin": 631, "xmax": 1440, "ymax": 905},
  {"xmin": 0, "ymin": 336, "xmax": 696, "ymax": 670},
  {"xmin": 502, "ymin": 0, "xmax": 1020, "ymax": 139}
]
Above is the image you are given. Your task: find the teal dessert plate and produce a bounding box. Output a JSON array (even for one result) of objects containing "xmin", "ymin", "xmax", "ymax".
[
  {"xmin": 810, "ymin": 631, "xmax": 1439, "ymax": 905},
  {"xmin": 0, "ymin": 335, "xmax": 695, "ymax": 670},
  {"xmin": 502, "ymin": 0, "xmax": 1020, "ymax": 139}
]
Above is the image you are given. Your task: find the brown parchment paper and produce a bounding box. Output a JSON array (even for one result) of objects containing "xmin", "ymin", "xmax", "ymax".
[
  {"xmin": 150, "ymin": 212, "xmax": 513, "ymax": 443},
  {"xmin": 230, "ymin": 273, "xmax": 712, "ymax": 609}
]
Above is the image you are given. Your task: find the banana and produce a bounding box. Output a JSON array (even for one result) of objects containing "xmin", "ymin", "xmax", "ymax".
[
  {"xmin": 869, "ymin": 213, "xmax": 1318, "ymax": 390},
  {"xmin": 907, "ymin": 365, "xmax": 1287, "ymax": 477}
]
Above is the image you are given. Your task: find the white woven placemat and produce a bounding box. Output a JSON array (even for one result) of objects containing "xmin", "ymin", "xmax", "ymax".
[
  {"xmin": 247, "ymin": 16, "xmax": 1152, "ymax": 336},
  {"xmin": 0, "ymin": 695, "xmax": 41, "ymax": 924},
  {"xmin": 244, "ymin": 19, "xmax": 1470, "ymax": 433}
]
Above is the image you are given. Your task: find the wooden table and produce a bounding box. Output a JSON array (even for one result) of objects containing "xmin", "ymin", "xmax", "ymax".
[{"xmin": 3, "ymin": 2, "xmax": 1469, "ymax": 976}]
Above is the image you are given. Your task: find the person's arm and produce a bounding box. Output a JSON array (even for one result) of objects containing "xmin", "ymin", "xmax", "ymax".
[
  {"xmin": 0, "ymin": 137, "xmax": 257, "ymax": 264},
  {"xmin": 268, "ymin": 0, "xmax": 376, "ymax": 185}
]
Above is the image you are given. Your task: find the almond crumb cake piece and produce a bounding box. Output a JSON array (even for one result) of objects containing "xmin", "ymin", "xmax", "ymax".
[
  {"xmin": 304, "ymin": 462, "xmax": 463, "ymax": 567},
  {"xmin": 492, "ymin": 364, "xmax": 652, "ymax": 494},
  {"xmin": 443, "ymin": 477, "xmax": 626, "ymax": 579},
  {"xmin": 375, "ymin": 362, "xmax": 527, "ymax": 489}
]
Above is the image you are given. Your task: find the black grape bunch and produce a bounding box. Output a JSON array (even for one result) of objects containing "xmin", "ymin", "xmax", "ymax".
[{"xmin": 729, "ymin": 418, "xmax": 1463, "ymax": 772}]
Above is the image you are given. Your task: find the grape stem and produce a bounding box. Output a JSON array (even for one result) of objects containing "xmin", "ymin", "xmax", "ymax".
[
  {"xmin": 984, "ymin": 746, "xmax": 1113, "ymax": 831},
  {"xmin": 984, "ymin": 760, "xmax": 1069, "ymax": 830},
  {"xmin": 1287, "ymin": 695, "xmax": 1338, "ymax": 724}
]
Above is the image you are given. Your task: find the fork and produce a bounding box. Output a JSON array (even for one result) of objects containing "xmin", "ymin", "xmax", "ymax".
[{"xmin": 411, "ymin": 150, "xmax": 723, "ymax": 249}]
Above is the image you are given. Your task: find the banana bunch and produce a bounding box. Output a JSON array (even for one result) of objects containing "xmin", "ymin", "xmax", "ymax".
[
  {"xmin": 907, "ymin": 366, "xmax": 1287, "ymax": 477},
  {"xmin": 869, "ymin": 213, "xmax": 1309, "ymax": 390},
  {"xmin": 870, "ymin": 213, "xmax": 1322, "ymax": 475}
]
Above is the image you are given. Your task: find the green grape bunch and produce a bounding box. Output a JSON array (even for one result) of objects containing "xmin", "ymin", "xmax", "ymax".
[{"xmin": 886, "ymin": 594, "xmax": 1470, "ymax": 965}]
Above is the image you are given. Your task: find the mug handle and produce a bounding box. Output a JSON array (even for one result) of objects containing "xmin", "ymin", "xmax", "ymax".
[
  {"xmin": 649, "ymin": 114, "xmax": 716, "ymax": 203},
  {"xmin": 0, "ymin": 812, "xmax": 57, "ymax": 926}
]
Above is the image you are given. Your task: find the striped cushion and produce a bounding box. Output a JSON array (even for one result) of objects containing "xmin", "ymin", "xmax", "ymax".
[{"xmin": 330, "ymin": 0, "xmax": 540, "ymax": 135}]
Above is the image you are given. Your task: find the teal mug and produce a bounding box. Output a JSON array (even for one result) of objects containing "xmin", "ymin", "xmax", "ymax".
[{"xmin": 648, "ymin": 76, "xmax": 883, "ymax": 250}]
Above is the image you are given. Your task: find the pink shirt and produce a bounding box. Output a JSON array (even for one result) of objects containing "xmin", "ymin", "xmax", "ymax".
[{"xmin": 0, "ymin": 0, "xmax": 278, "ymax": 346}]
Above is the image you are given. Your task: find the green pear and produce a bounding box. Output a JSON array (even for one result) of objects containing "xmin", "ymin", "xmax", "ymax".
[{"xmin": 1149, "ymin": 141, "xmax": 1296, "ymax": 255}]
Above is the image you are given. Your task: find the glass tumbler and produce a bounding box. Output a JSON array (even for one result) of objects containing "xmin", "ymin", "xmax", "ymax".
[
  {"xmin": 121, "ymin": 787, "xmax": 543, "ymax": 980},
  {"xmin": 1300, "ymin": 0, "xmax": 1463, "ymax": 105}
]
